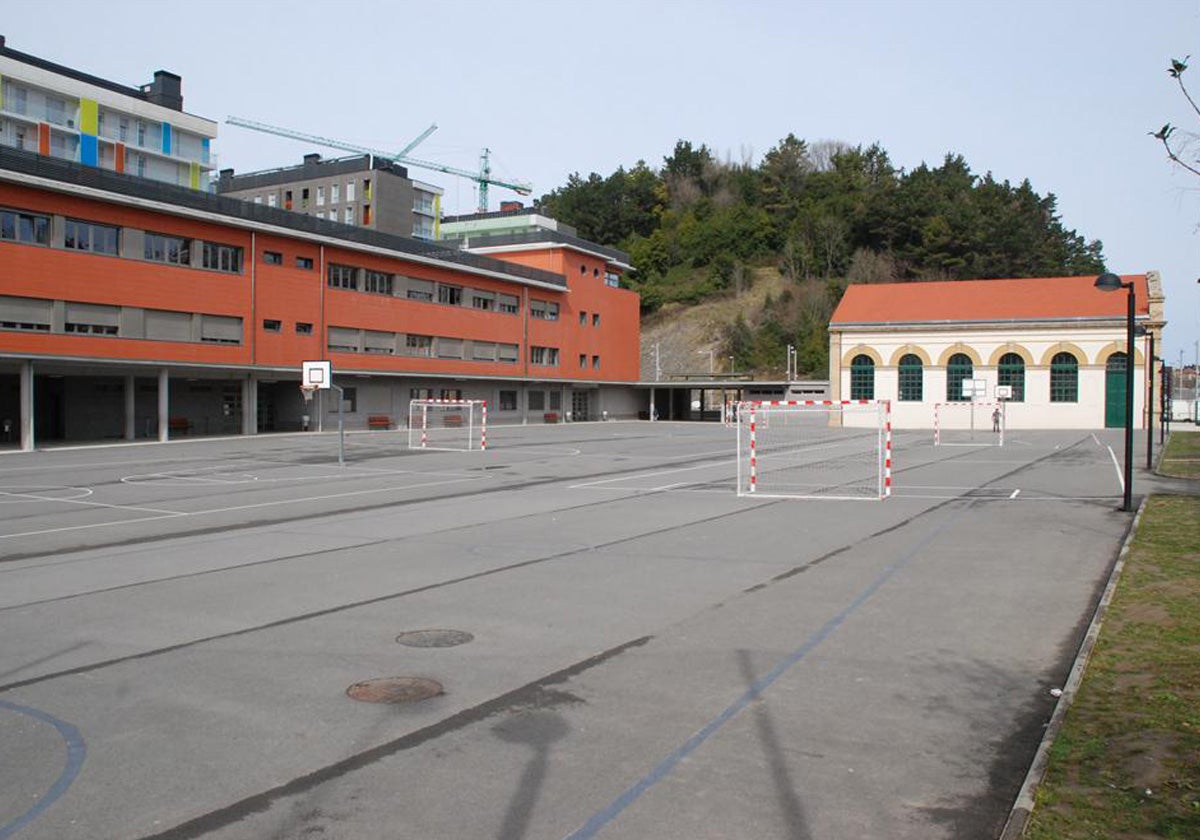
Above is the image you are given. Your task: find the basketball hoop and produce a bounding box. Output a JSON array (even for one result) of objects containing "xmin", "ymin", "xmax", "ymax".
[{"xmin": 300, "ymin": 385, "xmax": 317, "ymax": 404}]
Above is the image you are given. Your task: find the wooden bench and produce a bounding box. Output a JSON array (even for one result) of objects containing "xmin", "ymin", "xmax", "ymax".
[
  {"xmin": 367, "ymin": 415, "xmax": 391, "ymax": 430},
  {"xmin": 442, "ymin": 414, "xmax": 464, "ymax": 428},
  {"xmin": 168, "ymin": 417, "xmax": 191, "ymax": 435},
  {"xmin": 543, "ymin": 412, "xmax": 559, "ymax": 424}
]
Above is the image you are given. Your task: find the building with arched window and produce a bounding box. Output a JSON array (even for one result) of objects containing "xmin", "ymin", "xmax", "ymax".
[{"xmin": 827, "ymin": 274, "xmax": 1165, "ymax": 429}]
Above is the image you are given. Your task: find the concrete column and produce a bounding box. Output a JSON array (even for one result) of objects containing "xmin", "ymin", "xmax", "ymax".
[
  {"xmin": 19, "ymin": 360, "xmax": 34, "ymax": 452},
  {"xmin": 242, "ymin": 376, "xmax": 258, "ymax": 435},
  {"xmin": 124, "ymin": 375, "xmax": 136, "ymax": 441},
  {"xmin": 158, "ymin": 369, "xmax": 169, "ymax": 442}
]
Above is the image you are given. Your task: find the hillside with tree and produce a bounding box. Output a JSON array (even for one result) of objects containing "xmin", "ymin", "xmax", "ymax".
[{"xmin": 535, "ymin": 137, "xmax": 1106, "ymax": 379}]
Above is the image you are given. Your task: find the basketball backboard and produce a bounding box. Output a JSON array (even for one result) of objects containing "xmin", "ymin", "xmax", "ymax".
[{"xmin": 302, "ymin": 360, "xmax": 332, "ymax": 389}]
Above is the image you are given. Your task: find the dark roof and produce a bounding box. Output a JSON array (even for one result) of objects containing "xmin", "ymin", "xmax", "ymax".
[
  {"xmin": 441, "ymin": 206, "xmax": 545, "ymax": 223},
  {"xmin": 0, "ymin": 37, "xmax": 153, "ymax": 104},
  {"xmin": 0, "ymin": 146, "xmax": 566, "ymax": 289},
  {"xmin": 217, "ymin": 154, "xmax": 410, "ymax": 192}
]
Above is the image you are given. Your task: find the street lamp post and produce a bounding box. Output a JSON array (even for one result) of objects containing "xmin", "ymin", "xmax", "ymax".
[
  {"xmin": 1094, "ymin": 273, "xmax": 1135, "ymax": 511},
  {"xmin": 1146, "ymin": 330, "xmax": 1155, "ymax": 471}
]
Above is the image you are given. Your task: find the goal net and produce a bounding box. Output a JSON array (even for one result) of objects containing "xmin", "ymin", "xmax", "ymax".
[
  {"xmin": 736, "ymin": 400, "xmax": 891, "ymax": 500},
  {"xmin": 933, "ymin": 401, "xmax": 1004, "ymax": 446},
  {"xmin": 407, "ymin": 399, "xmax": 487, "ymax": 451}
]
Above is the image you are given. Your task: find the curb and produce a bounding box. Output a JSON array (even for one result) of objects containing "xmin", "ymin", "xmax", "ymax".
[{"xmin": 998, "ymin": 497, "xmax": 1146, "ymax": 839}]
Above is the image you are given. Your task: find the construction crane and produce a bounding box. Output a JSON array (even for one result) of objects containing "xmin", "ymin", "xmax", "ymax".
[{"xmin": 226, "ymin": 116, "xmax": 531, "ymax": 213}]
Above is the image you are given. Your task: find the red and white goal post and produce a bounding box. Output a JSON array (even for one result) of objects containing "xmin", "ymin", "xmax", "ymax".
[
  {"xmin": 736, "ymin": 400, "xmax": 892, "ymax": 500},
  {"xmin": 407, "ymin": 399, "xmax": 487, "ymax": 451},
  {"xmin": 933, "ymin": 401, "xmax": 1004, "ymax": 447}
]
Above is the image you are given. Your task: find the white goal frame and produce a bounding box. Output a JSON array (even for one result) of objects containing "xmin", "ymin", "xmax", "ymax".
[
  {"xmin": 407, "ymin": 399, "xmax": 487, "ymax": 451},
  {"xmin": 933, "ymin": 401, "xmax": 1004, "ymax": 447},
  {"xmin": 735, "ymin": 399, "xmax": 892, "ymax": 500}
]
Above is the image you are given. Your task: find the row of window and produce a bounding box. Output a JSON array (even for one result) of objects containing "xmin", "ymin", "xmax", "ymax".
[
  {"xmin": 1, "ymin": 207, "xmax": 244, "ymax": 273},
  {"xmin": 0, "ymin": 294, "xmax": 243, "ymax": 344},
  {"xmin": 323, "ymin": 326, "xmax": 522, "ymax": 362},
  {"xmin": 322, "ymin": 261, "xmax": 561, "ymax": 318},
  {"xmin": 849, "ymin": 351, "xmax": 1107, "ymax": 403}
]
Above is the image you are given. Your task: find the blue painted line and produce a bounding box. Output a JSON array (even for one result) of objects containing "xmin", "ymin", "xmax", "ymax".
[
  {"xmin": 0, "ymin": 699, "xmax": 86, "ymax": 840},
  {"xmin": 562, "ymin": 511, "xmax": 962, "ymax": 839}
]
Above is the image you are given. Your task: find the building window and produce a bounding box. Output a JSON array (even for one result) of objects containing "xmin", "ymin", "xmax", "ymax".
[
  {"xmin": 284, "ymin": 190, "xmax": 293, "ymax": 210},
  {"xmin": 437, "ymin": 284, "xmax": 463, "ymax": 306},
  {"xmin": 406, "ymin": 279, "xmax": 434, "ymax": 301},
  {"xmin": 997, "ymin": 352, "xmax": 1026, "ymax": 402},
  {"xmin": 64, "ymin": 302, "xmax": 120, "ymax": 336},
  {"xmin": 330, "ymin": 184, "xmax": 340, "ymax": 203},
  {"xmin": 338, "ymin": 387, "xmax": 357, "ymax": 414},
  {"xmin": 530, "ymin": 346, "xmax": 559, "ymax": 366},
  {"xmin": 898, "ymin": 354, "xmax": 923, "ymax": 402},
  {"xmin": 263, "ymin": 250, "xmax": 283, "ymax": 265},
  {"xmin": 580, "ymin": 264, "xmax": 587, "ymax": 274},
  {"xmin": 201, "ymin": 241, "xmax": 243, "ymax": 273},
  {"xmin": 316, "ymin": 186, "xmax": 325, "ymax": 206},
  {"xmin": 498, "ymin": 294, "xmax": 519, "ymax": 314},
  {"xmin": 592, "ymin": 313, "xmax": 601, "ymax": 327},
  {"xmin": 849, "ymin": 354, "xmax": 875, "ymax": 400},
  {"xmin": 499, "ymin": 390, "xmax": 517, "ymax": 411},
  {"xmin": 296, "ymin": 322, "xmax": 313, "ymax": 335},
  {"xmin": 65, "ymin": 219, "xmax": 120, "ymax": 255},
  {"xmin": 440, "ymin": 389, "xmax": 462, "ymax": 401},
  {"xmin": 592, "ymin": 355, "xmax": 600, "ymax": 369},
  {"xmin": 405, "ymin": 334, "xmax": 433, "ymax": 357},
  {"xmin": 266, "ymin": 193, "xmax": 277, "ymax": 208},
  {"xmin": 364, "ymin": 270, "xmax": 393, "ymax": 295},
  {"xmin": 605, "ymin": 271, "xmax": 620, "ymax": 288},
  {"xmin": 436, "ymin": 337, "xmax": 464, "ymax": 359},
  {"xmin": 296, "ymin": 256, "xmax": 314, "ymax": 269},
  {"xmin": 497, "ymin": 343, "xmax": 519, "ymax": 363},
  {"xmin": 1, "ymin": 209, "xmax": 51, "ymax": 245},
  {"xmin": 263, "ymin": 319, "xmax": 281, "ymax": 332},
  {"xmin": 144, "ymin": 233, "xmax": 190, "ymax": 265},
  {"xmin": 945, "ymin": 353, "xmax": 974, "ymax": 402},
  {"xmin": 200, "ymin": 315, "xmax": 243, "ymax": 344},
  {"xmin": 472, "ymin": 341, "xmax": 497, "ymax": 361},
  {"xmin": 346, "ymin": 182, "xmax": 355, "ymax": 202},
  {"xmin": 327, "ymin": 263, "xmax": 357, "ymax": 290},
  {"xmin": 528, "ymin": 390, "xmax": 545, "ymax": 411},
  {"xmin": 530, "ymin": 299, "xmax": 559, "ymax": 320},
  {"xmin": 343, "ymin": 206, "xmax": 354, "ymax": 225},
  {"xmin": 1051, "ymin": 352, "xmax": 1080, "ymax": 402},
  {"xmin": 363, "ymin": 205, "xmax": 371, "ymax": 225},
  {"xmin": 579, "ymin": 354, "xmax": 587, "ymax": 369},
  {"xmin": 579, "ymin": 311, "xmax": 587, "ymax": 326},
  {"xmin": 471, "ymin": 292, "xmax": 495, "ymax": 311}
]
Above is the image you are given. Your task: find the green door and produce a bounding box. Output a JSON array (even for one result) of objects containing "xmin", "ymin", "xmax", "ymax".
[{"xmin": 1105, "ymin": 353, "xmax": 1127, "ymax": 428}]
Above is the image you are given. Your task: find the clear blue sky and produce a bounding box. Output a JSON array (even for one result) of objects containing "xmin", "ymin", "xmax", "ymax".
[{"xmin": 5, "ymin": 0, "xmax": 1199, "ymax": 363}]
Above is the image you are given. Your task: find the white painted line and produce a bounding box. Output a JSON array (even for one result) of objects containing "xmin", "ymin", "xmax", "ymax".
[
  {"xmin": 0, "ymin": 475, "xmax": 486, "ymax": 541},
  {"xmin": 570, "ymin": 459, "xmax": 736, "ymax": 489},
  {"xmin": 1090, "ymin": 433, "xmax": 1102, "ymax": 446},
  {"xmin": 1107, "ymin": 445, "xmax": 1124, "ymax": 492},
  {"xmin": 1010, "ymin": 489, "xmax": 1021, "ymax": 499}
]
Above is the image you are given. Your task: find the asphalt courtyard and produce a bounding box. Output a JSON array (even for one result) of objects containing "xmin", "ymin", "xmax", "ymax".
[{"xmin": 0, "ymin": 421, "xmax": 1142, "ymax": 839}]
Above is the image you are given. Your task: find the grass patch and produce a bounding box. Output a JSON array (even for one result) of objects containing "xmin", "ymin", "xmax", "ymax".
[
  {"xmin": 1158, "ymin": 431, "xmax": 1200, "ymax": 480},
  {"xmin": 1024, "ymin": 496, "xmax": 1200, "ymax": 838}
]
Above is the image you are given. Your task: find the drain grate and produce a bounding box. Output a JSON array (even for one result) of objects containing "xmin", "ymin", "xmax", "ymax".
[
  {"xmin": 396, "ymin": 629, "xmax": 474, "ymax": 648},
  {"xmin": 346, "ymin": 677, "xmax": 443, "ymax": 704}
]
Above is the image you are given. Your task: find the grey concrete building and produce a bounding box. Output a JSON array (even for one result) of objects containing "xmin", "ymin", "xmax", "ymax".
[{"xmin": 216, "ymin": 153, "xmax": 442, "ymax": 239}]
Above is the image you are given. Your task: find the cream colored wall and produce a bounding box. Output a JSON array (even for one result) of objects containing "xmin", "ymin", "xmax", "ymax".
[{"xmin": 830, "ymin": 322, "xmax": 1148, "ymax": 429}]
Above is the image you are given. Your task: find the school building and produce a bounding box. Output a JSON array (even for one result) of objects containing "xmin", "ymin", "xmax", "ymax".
[
  {"xmin": 828, "ymin": 274, "xmax": 1167, "ymax": 429},
  {"xmin": 0, "ymin": 146, "xmax": 641, "ymax": 450}
]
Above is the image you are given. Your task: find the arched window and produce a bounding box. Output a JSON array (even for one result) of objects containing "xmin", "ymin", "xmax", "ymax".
[
  {"xmin": 898, "ymin": 354, "xmax": 923, "ymax": 402},
  {"xmin": 850, "ymin": 354, "xmax": 875, "ymax": 400},
  {"xmin": 998, "ymin": 352, "xmax": 1025, "ymax": 402},
  {"xmin": 1050, "ymin": 352, "xmax": 1079, "ymax": 402},
  {"xmin": 946, "ymin": 353, "xmax": 973, "ymax": 401}
]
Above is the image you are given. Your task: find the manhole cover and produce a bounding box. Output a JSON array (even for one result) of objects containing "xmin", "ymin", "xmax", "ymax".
[
  {"xmin": 395, "ymin": 629, "xmax": 474, "ymax": 648},
  {"xmin": 346, "ymin": 677, "xmax": 443, "ymax": 704}
]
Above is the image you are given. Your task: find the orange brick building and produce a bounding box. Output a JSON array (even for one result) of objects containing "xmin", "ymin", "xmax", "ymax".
[{"xmin": 0, "ymin": 148, "xmax": 641, "ymax": 449}]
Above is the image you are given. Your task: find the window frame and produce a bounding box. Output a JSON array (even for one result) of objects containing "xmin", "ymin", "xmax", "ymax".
[
  {"xmin": 1050, "ymin": 352, "xmax": 1080, "ymax": 403},
  {"xmin": 945, "ymin": 353, "xmax": 974, "ymax": 402},
  {"xmin": 997, "ymin": 352, "xmax": 1026, "ymax": 402},
  {"xmin": 849, "ymin": 354, "xmax": 875, "ymax": 401},
  {"xmin": 897, "ymin": 353, "xmax": 923, "ymax": 402}
]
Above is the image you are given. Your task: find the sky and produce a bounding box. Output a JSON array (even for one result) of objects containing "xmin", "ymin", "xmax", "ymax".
[{"xmin": 4, "ymin": 0, "xmax": 1199, "ymax": 364}]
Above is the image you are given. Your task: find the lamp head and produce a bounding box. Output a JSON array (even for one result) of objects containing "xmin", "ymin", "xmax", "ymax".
[{"xmin": 1094, "ymin": 272, "xmax": 1125, "ymax": 292}]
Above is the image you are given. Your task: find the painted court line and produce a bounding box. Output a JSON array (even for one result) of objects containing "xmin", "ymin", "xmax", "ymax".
[
  {"xmin": 0, "ymin": 475, "xmax": 486, "ymax": 541},
  {"xmin": 570, "ymin": 460, "xmax": 735, "ymax": 489},
  {"xmin": 1107, "ymin": 445, "xmax": 1124, "ymax": 492},
  {"xmin": 1010, "ymin": 489, "xmax": 1021, "ymax": 499}
]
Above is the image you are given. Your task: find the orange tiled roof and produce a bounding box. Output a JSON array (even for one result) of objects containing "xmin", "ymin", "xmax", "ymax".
[{"xmin": 829, "ymin": 275, "xmax": 1150, "ymax": 325}]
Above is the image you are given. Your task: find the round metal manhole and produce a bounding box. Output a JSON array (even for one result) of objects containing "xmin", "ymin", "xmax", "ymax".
[
  {"xmin": 346, "ymin": 677, "xmax": 443, "ymax": 704},
  {"xmin": 395, "ymin": 629, "xmax": 475, "ymax": 648}
]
